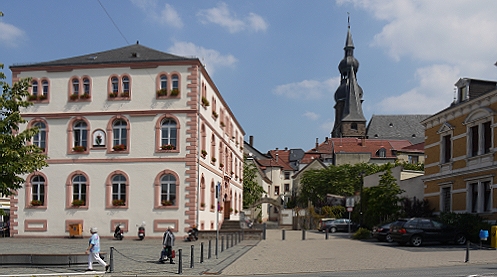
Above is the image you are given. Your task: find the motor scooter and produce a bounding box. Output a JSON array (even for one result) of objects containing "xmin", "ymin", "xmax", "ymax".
[
  {"xmin": 113, "ymin": 224, "xmax": 124, "ymax": 240},
  {"xmin": 137, "ymin": 222, "xmax": 145, "ymax": 240}
]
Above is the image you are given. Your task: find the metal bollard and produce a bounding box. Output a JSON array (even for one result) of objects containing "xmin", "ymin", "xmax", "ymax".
[
  {"xmin": 208, "ymin": 239, "xmax": 212, "ymax": 259},
  {"xmin": 302, "ymin": 228, "xmax": 306, "ymax": 240},
  {"xmin": 282, "ymin": 229, "xmax": 285, "ymax": 240},
  {"xmin": 190, "ymin": 245, "xmax": 194, "ymax": 268},
  {"xmin": 109, "ymin": 247, "xmax": 114, "ymax": 273},
  {"xmin": 200, "ymin": 242, "xmax": 204, "ymax": 263},
  {"xmin": 221, "ymin": 236, "xmax": 224, "ymax": 252},
  {"xmin": 226, "ymin": 235, "xmax": 230, "ymax": 249},
  {"xmin": 241, "ymin": 229, "xmax": 244, "ymax": 241},
  {"xmin": 178, "ymin": 249, "xmax": 182, "ymax": 274},
  {"xmin": 465, "ymin": 240, "xmax": 470, "ymax": 262},
  {"xmin": 215, "ymin": 236, "xmax": 218, "ymax": 258},
  {"xmin": 325, "ymin": 228, "xmax": 329, "ymax": 240},
  {"xmin": 263, "ymin": 223, "xmax": 267, "ymax": 240},
  {"xmin": 231, "ymin": 233, "xmax": 234, "ymax": 247}
]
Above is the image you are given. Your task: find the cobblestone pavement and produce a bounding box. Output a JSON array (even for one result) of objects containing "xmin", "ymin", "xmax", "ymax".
[{"xmin": 1, "ymin": 230, "xmax": 496, "ymax": 276}]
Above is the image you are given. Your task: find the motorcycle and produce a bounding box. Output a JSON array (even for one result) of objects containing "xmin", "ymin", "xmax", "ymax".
[
  {"xmin": 137, "ymin": 223, "xmax": 145, "ymax": 240},
  {"xmin": 184, "ymin": 227, "xmax": 198, "ymax": 242},
  {"xmin": 113, "ymin": 224, "xmax": 124, "ymax": 240}
]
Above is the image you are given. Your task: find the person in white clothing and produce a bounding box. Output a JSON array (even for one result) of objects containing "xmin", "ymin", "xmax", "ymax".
[{"xmin": 85, "ymin": 227, "xmax": 110, "ymax": 272}]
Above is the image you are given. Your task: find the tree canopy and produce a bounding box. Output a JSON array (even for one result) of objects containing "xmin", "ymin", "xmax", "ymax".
[
  {"xmin": 242, "ymin": 159, "xmax": 266, "ymax": 209},
  {"xmin": 0, "ymin": 63, "xmax": 48, "ymax": 196}
]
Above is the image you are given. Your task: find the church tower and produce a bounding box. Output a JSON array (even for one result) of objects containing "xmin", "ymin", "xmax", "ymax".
[{"xmin": 331, "ymin": 23, "xmax": 366, "ymax": 138}]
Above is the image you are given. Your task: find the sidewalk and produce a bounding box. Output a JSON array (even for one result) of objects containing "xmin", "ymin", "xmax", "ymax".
[{"xmin": 0, "ymin": 230, "xmax": 495, "ymax": 276}]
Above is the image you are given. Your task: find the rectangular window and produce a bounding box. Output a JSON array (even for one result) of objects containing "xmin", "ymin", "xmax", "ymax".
[
  {"xmin": 470, "ymin": 125, "xmax": 479, "ymax": 157},
  {"xmin": 441, "ymin": 187, "xmax": 451, "ymax": 212},
  {"xmin": 408, "ymin": 155, "xmax": 419, "ymax": 164},
  {"xmin": 470, "ymin": 183, "xmax": 478, "ymax": 213},
  {"xmin": 484, "ymin": 181, "xmax": 491, "ymax": 212},
  {"xmin": 284, "ymin": 172, "xmax": 290, "ymax": 180},
  {"xmin": 284, "ymin": 184, "xmax": 290, "ymax": 192},
  {"xmin": 442, "ymin": 135, "xmax": 452, "ymax": 163},
  {"xmin": 274, "ymin": 186, "xmax": 280, "ymax": 196},
  {"xmin": 483, "ymin": 121, "xmax": 491, "ymax": 154}
]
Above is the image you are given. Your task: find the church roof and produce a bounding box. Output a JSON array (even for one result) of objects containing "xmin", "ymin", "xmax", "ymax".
[{"xmin": 366, "ymin": 114, "xmax": 430, "ymax": 144}]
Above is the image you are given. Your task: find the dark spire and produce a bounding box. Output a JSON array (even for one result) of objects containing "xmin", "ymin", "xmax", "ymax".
[{"xmin": 331, "ymin": 18, "xmax": 366, "ymax": 138}]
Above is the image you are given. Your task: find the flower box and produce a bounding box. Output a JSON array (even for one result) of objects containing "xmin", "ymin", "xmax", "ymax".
[
  {"xmin": 161, "ymin": 144, "xmax": 175, "ymax": 150},
  {"xmin": 212, "ymin": 111, "xmax": 218, "ymax": 119},
  {"xmin": 112, "ymin": 199, "xmax": 125, "ymax": 206},
  {"xmin": 80, "ymin": 93, "xmax": 91, "ymax": 99},
  {"xmin": 201, "ymin": 96, "xmax": 210, "ymax": 107},
  {"xmin": 201, "ymin": 150, "xmax": 207, "ymax": 158},
  {"xmin": 39, "ymin": 94, "xmax": 48, "ymax": 100},
  {"xmin": 109, "ymin": 92, "xmax": 118, "ymax": 98},
  {"xmin": 170, "ymin": 89, "xmax": 180, "ymax": 96},
  {"xmin": 162, "ymin": 200, "xmax": 173, "ymax": 206},
  {"xmin": 220, "ymin": 122, "xmax": 225, "ymax": 127},
  {"xmin": 72, "ymin": 199, "xmax": 85, "ymax": 206},
  {"xmin": 200, "ymin": 202, "xmax": 205, "ymax": 208},
  {"xmin": 28, "ymin": 95, "xmax": 38, "ymax": 101},
  {"xmin": 70, "ymin": 94, "xmax": 79, "ymax": 100},
  {"xmin": 121, "ymin": 92, "xmax": 130, "ymax": 98},
  {"xmin": 211, "ymin": 157, "xmax": 216, "ymax": 163},
  {"xmin": 113, "ymin": 144, "xmax": 126, "ymax": 151},
  {"xmin": 219, "ymin": 163, "xmax": 224, "ymax": 168},
  {"xmin": 72, "ymin": 145, "xmax": 86, "ymax": 152},
  {"xmin": 211, "ymin": 204, "xmax": 215, "ymax": 209},
  {"xmin": 156, "ymin": 88, "xmax": 167, "ymax": 96},
  {"xmin": 31, "ymin": 200, "xmax": 43, "ymax": 206}
]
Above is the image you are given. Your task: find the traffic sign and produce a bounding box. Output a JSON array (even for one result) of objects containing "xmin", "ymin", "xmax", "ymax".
[{"xmin": 347, "ymin": 207, "xmax": 353, "ymax": 212}]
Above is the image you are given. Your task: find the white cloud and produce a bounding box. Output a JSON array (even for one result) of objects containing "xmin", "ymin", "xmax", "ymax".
[
  {"xmin": 377, "ymin": 64, "xmax": 460, "ymax": 114},
  {"xmin": 197, "ymin": 2, "xmax": 268, "ymax": 33},
  {"xmin": 168, "ymin": 41, "xmax": 237, "ymax": 75},
  {"xmin": 303, "ymin": 112, "xmax": 319, "ymax": 121},
  {"xmin": 337, "ymin": 0, "xmax": 497, "ymax": 114},
  {"xmin": 0, "ymin": 22, "xmax": 26, "ymax": 47},
  {"xmin": 273, "ymin": 77, "xmax": 340, "ymax": 100},
  {"xmin": 130, "ymin": 0, "xmax": 183, "ymax": 28},
  {"xmin": 320, "ymin": 120, "xmax": 335, "ymax": 133}
]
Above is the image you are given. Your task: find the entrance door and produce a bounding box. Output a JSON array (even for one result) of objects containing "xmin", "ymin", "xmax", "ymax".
[{"xmin": 224, "ymin": 201, "xmax": 231, "ymax": 219}]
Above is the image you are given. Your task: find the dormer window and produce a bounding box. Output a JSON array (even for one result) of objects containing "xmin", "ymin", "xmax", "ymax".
[{"xmin": 458, "ymin": 85, "xmax": 468, "ymax": 102}]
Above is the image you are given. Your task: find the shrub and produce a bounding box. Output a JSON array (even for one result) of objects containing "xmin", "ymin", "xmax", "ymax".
[
  {"xmin": 352, "ymin": 227, "xmax": 371, "ymax": 240},
  {"xmin": 438, "ymin": 212, "xmax": 492, "ymax": 243}
]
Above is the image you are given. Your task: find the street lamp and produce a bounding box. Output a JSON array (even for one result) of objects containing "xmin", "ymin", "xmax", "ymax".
[{"xmin": 359, "ymin": 171, "xmax": 365, "ymax": 226}]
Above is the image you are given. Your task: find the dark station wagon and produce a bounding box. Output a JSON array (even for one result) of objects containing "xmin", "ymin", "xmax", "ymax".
[{"xmin": 390, "ymin": 218, "xmax": 467, "ymax": 247}]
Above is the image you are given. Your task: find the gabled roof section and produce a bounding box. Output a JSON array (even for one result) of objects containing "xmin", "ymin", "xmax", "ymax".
[
  {"xmin": 11, "ymin": 43, "xmax": 196, "ymax": 69},
  {"xmin": 366, "ymin": 114, "xmax": 430, "ymax": 144},
  {"xmin": 292, "ymin": 158, "xmax": 326, "ymax": 179},
  {"xmin": 308, "ymin": 137, "xmax": 413, "ymax": 159},
  {"xmin": 436, "ymin": 122, "xmax": 454, "ymax": 134}
]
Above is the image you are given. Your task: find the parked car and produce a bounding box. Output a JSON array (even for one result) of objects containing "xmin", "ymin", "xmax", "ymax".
[
  {"xmin": 390, "ymin": 218, "xmax": 467, "ymax": 247},
  {"xmin": 319, "ymin": 218, "xmax": 359, "ymax": 233},
  {"xmin": 372, "ymin": 221, "xmax": 397, "ymax": 242},
  {"xmin": 317, "ymin": 218, "xmax": 335, "ymax": 232}
]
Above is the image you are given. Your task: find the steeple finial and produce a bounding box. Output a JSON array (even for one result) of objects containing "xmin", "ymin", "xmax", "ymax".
[{"xmin": 347, "ymin": 12, "xmax": 350, "ymax": 28}]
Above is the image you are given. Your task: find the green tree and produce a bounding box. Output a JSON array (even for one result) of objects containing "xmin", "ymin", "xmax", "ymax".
[
  {"xmin": 361, "ymin": 168, "xmax": 403, "ymax": 228},
  {"xmin": 242, "ymin": 159, "xmax": 265, "ymax": 209},
  {"xmin": 0, "ymin": 63, "xmax": 48, "ymax": 196}
]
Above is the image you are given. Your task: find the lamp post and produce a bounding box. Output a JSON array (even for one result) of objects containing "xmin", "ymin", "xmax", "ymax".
[{"xmin": 359, "ymin": 171, "xmax": 365, "ymax": 226}]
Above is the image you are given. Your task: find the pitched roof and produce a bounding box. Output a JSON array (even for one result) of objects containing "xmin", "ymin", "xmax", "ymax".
[
  {"xmin": 366, "ymin": 114, "xmax": 430, "ymax": 144},
  {"xmin": 10, "ymin": 43, "xmax": 196, "ymax": 68},
  {"xmin": 307, "ymin": 137, "xmax": 413, "ymax": 159}
]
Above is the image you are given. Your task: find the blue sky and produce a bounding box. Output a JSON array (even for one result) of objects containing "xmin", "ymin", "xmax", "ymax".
[{"xmin": 2, "ymin": 1, "xmax": 497, "ymax": 153}]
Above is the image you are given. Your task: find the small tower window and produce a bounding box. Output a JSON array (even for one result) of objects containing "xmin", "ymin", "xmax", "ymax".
[{"xmin": 351, "ymin": 123, "xmax": 358, "ymax": 130}]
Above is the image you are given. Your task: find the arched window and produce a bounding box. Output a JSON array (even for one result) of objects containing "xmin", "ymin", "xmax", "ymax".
[
  {"xmin": 72, "ymin": 78, "xmax": 79, "ymax": 95},
  {"xmin": 112, "ymin": 174, "xmax": 127, "ymax": 205},
  {"xmin": 113, "ymin": 120, "xmax": 127, "ymax": 148},
  {"xmin": 33, "ymin": 122, "xmax": 47, "ymax": 150},
  {"xmin": 160, "ymin": 75, "xmax": 167, "ymax": 90},
  {"xmin": 83, "ymin": 78, "xmax": 90, "ymax": 95},
  {"xmin": 31, "ymin": 175, "xmax": 45, "ymax": 205},
  {"xmin": 122, "ymin": 76, "xmax": 130, "ymax": 94},
  {"xmin": 32, "ymin": 81, "xmax": 39, "ymax": 96},
  {"xmin": 73, "ymin": 121, "xmax": 88, "ymax": 148},
  {"xmin": 210, "ymin": 181, "xmax": 215, "ymax": 211},
  {"xmin": 42, "ymin": 80, "xmax": 49, "ymax": 97},
  {"xmin": 200, "ymin": 176, "xmax": 206, "ymax": 209},
  {"xmin": 160, "ymin": 174, "xmax": 176, "ymax": 206},
  {"xmin": 72, "ymin": 175, "xmax": 87, "ymax": 205},
  {"xmin": 111, "ymin": 77, "xmax": 119, "ymax": 93},
  {"xmin": 161, "ymin": 118, "xmax": 177, "ymax": 149},
  {"xmin": 172, "ymin": 74, "xmax": 179, "ymax": 91}
]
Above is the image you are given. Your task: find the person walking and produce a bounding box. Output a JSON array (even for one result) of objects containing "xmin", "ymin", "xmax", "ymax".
[
  {"xmin": 85, "ymin": 227, "xmax": 110, "ymax": 272},
  {"xmin": 159, "ymin": 226, "xmax": 175, "ymax": 264}
]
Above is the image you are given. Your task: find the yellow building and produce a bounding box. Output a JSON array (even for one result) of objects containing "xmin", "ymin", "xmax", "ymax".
[{"xmin": 422, "ymin": 78, "xmax": 497, "ymax": 221}]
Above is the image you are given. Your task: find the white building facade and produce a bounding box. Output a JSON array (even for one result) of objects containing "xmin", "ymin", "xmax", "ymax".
[{"xmin": 10, "ymin": 44, "xmax": 244, "ymax": 238}]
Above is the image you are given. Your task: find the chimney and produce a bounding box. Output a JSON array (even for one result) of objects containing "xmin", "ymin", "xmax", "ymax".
[
  {"xmin": 325, "ymin": 137, "xmax": 329, "ymax": 144},
  {"xmin": 315, "ymin": 138, "xmax": 319, "ymax": 149},
  {"xmin": 249, "ymin": 135, "xmax": 254, "ymax": 146},
  {"xmin": 361, "ymin": 137, "xmax": 366, "ymax": 147}
]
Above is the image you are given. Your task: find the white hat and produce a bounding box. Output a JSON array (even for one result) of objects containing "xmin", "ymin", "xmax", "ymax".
[{"xmin": 90, "ymin": 227, "xmax": 98, "ymax": 233}]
